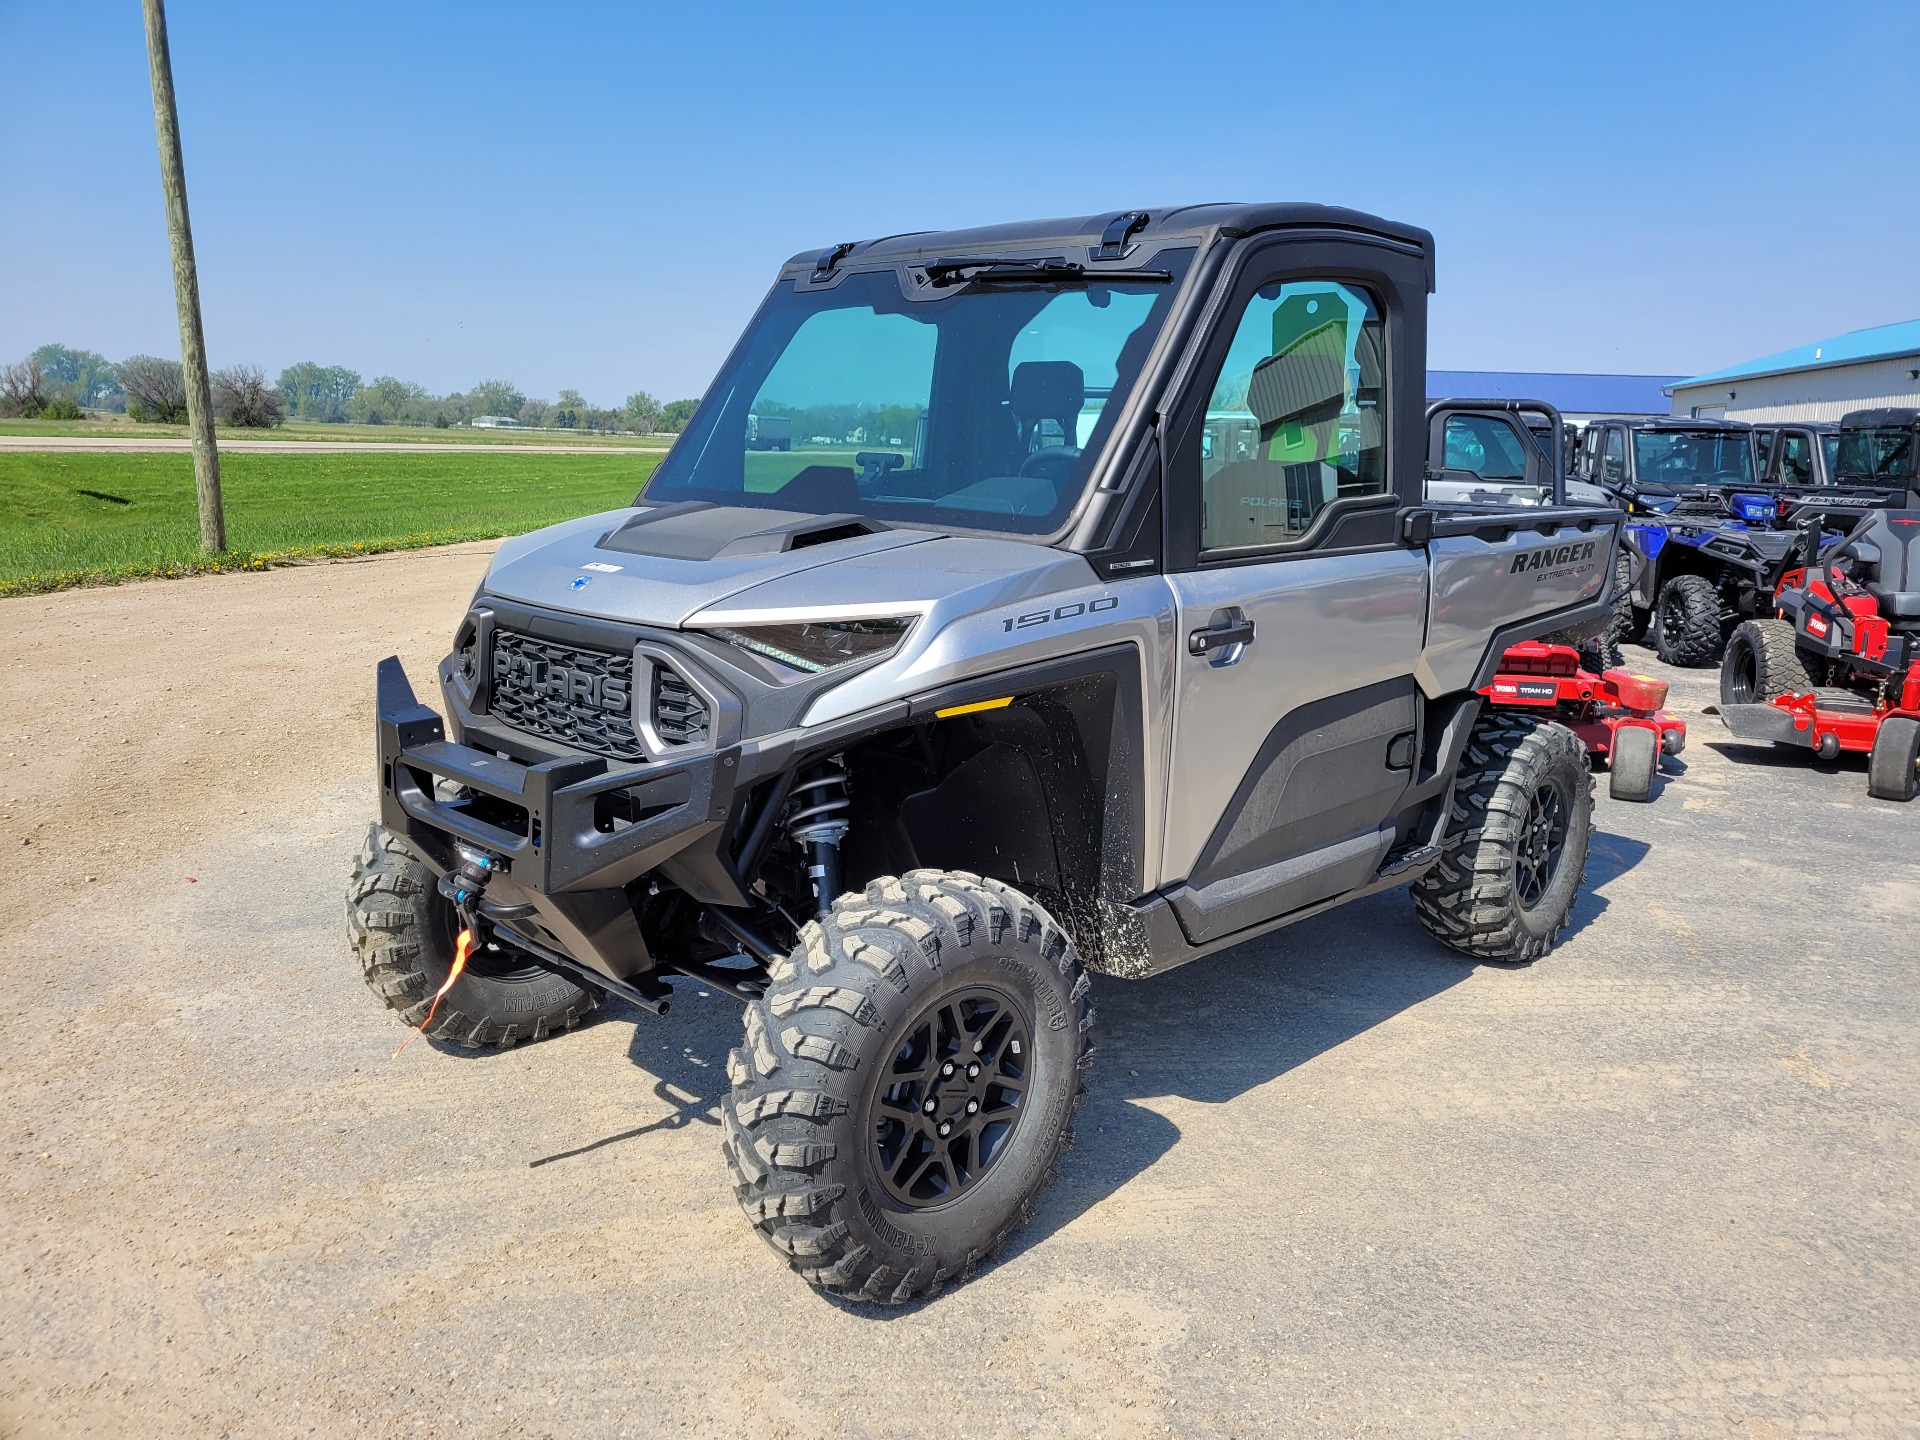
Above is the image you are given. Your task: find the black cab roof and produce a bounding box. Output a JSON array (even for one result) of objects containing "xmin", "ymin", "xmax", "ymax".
[
  {"xmin": 783, "ymin": 204, "xmax": 1436, "ymax": 287},
  {"xmin": 1584, "ymin": 415, "xmax": 1752, "ymax": 433},
  {"xmin": 1839, "ymin": 407, "xmax": 1920, "ymax": 431}
]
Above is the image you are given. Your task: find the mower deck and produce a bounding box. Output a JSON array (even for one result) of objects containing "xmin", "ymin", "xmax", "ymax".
[{"xmin": 1482, "ymin": 641, "xmax": 1686, "ymax": 785}]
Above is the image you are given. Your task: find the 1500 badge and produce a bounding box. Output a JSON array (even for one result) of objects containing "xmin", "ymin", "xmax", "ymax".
[{"xmin": 1001, "ymin": 596, "xmax": 1120, "ymax": 632}]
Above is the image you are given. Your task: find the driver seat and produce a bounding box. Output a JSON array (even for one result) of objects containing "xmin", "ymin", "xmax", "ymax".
[{"xmin": 1010, "ymin": 361, "xmax": 1084, "ymax": 477}]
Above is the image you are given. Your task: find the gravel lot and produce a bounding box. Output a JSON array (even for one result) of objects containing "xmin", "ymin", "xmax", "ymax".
[{"xmin": 3, "ymin": 553, "xmax": 1915, "ymax": 1438}]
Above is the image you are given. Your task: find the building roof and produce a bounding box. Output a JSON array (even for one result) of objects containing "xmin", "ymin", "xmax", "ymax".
[
  {"xmin": 1426, "ymin": 371, "xmax": 1682, "ymax": 416},
  {"xmin": 1672, "ymin": 318, "xmax": 1920, "ymax": 390}
]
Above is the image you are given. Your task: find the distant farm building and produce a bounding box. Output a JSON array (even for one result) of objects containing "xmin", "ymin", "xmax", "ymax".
[{"xmin": 1666, "ymin": 318, "xmax": 1920, "ymax": 423}]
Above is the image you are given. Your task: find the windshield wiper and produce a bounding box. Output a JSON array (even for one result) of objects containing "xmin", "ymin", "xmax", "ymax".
[{"xmin": 922, "ymin": 256, "xmax": 1170, "ymax": 288}]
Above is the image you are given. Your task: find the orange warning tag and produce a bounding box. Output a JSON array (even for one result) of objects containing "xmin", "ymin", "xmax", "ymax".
[{"xmin": 393, "ymin": 928, "xmax": 473, "ymax": 1058}]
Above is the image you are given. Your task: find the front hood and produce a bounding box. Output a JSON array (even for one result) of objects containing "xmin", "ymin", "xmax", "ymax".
[{"xmin": 481, "ymin": 505, "xmax": 937, "ymax": 626}]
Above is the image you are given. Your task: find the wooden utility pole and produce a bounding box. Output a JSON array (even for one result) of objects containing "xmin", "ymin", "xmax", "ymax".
[{"xmin": 141, "ymin": 0, "xmax": 225, "ymax": 553}]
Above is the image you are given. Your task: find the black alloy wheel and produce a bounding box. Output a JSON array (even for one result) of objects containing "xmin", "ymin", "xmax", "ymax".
[
  {"xmin": 1514, "ymin": 780, "xmax": 1569, "ymax": 911},
  {"xmin": 870, "ymin": 986, "xmax": 1032, "ymax": 1209}
]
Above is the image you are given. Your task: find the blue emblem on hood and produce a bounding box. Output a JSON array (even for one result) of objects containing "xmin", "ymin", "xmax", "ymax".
[{"xmin": 571, "ymin": 576, "xmax": 591, "ymax": 590}]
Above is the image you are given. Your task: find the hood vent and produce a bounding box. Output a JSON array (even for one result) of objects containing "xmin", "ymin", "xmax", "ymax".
[{"xmin": 598, "ymin": 504, "xmax": 892, "ymax": 562}]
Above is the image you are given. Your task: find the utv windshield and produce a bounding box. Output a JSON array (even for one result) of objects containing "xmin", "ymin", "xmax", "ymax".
[
  {"xmin": 1833, "ymin": 425, "xmax": 1916, "ymax": 480},
  {"xmin": 642, "ymin": 249, "xmax": 1195, "ymax": 534},
  {"xmin": 1630, "ymin": 430, "xmax": 1754, "ymax": 486}
]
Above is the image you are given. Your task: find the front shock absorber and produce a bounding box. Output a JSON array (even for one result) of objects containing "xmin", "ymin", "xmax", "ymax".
[{"xmin": 786, "ymin": 760, "xmax": 850, "ymax": 919}]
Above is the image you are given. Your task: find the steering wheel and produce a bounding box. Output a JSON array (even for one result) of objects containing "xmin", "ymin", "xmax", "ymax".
[{"xmin": 1017, "ymin": 446, "xmax": 1081, "ymax": 484}]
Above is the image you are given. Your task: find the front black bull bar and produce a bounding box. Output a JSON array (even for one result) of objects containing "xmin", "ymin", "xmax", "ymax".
[{"xmin": 376, "ymin": 656, "xmax": 739, "ymax": 980}]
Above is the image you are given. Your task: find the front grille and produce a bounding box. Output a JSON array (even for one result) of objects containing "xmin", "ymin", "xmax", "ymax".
[
  {"xmin": 488, "ymin": 631, "xmax": 644, "ymax": 760},
  {"xmin": 651, "ymin": 664, "xmax": 710, "ymax": 746}
]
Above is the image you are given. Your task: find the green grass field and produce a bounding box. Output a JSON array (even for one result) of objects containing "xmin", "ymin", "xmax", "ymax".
[
  {"xmin": 0, "ymin": 416, "xmax": 669, "ymax": 447},
  {"xmin": 0, "ymin": 449, "xmax": 660, "ymax": 596}
]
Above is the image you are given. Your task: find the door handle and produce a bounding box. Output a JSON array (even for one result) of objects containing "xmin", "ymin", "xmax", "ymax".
[{"xmin": 1188, "ymin": 614, "xmax": 1255, "ymax": 658}]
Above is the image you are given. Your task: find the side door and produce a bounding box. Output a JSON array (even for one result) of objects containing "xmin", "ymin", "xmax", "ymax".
[
  {"xmin": 1158, "ymin": 240, "xmax": 1429, "ymax": 943},
  {"xmin": 1775, "ymin": 429, "xmax": 1816, "ymax": 488},
  {"xmin": 1601, "ymin": 425, "xmax": 1629, "ymax": 492}
]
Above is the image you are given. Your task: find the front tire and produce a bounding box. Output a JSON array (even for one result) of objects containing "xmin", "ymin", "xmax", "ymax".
[
  {"xmin": 1720, "ymin": 618, "xmax": 1822, "ymax": 707},
  {"xmin": 1412, "ymin": 713, "xmax": 1594, "ymax": 963},
  {"xmin": 1608, "ymin": 723, "xmax": 1659, "ymax": 803},
  {"xmin": 1867, "ymin": 717, "xmax": 1920, "ymax": 802},
  {"xmin": 345, "ymin": 824, "xmax": 596, "ymax": 1048},
  {"xmin": 722, "ymin": 870, "xmax": 1092, "ymax": 1304},
  {"xmin": 1653, "ymin": 574, "xmax": 1724, "ymax": 667}
]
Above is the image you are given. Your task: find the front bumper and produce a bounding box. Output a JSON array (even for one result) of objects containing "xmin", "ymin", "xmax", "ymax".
[{"xmin": 376, "ymin": 656, "xmax": 739, "ymax": 981}]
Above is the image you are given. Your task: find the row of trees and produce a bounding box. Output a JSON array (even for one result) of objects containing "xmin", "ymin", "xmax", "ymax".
[
  {"xmin": 1, "ymin": 343, "xmax": 698, "ymax": 434},
  {"xmin": 1, "ymin": 348, "xmax": 286, "ymax": 427}
]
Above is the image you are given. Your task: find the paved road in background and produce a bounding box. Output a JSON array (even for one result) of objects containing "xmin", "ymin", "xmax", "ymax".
[
  {"xmin": 2, "ymin": 558, "xmax": 1914, "ymax": 1438},
  {"xmin": 0, "ymin": 436, "xmax": 665, "ymax": 454}
]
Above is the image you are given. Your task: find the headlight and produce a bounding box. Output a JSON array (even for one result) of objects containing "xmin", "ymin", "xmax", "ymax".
[{"xmin": 707, "ymin": 617, "xmax": 915, "ymax": 681}]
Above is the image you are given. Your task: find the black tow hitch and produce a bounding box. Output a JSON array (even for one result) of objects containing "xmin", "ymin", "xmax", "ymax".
[{"xmin": 437, "ymin": 843, "xmax": 674, "ymax": 1017}]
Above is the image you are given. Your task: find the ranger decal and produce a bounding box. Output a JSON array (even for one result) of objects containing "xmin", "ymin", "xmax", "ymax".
[{"xmin": 1509, "ymin": 540, "xmax": 1598, "ymax": 575}]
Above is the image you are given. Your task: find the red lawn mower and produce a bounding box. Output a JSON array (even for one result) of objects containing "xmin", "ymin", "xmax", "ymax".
[
  {"xmin": 1709, "ymin": 412, "xmax": 1920, "ymax": 802},
  {"xmin": 1481, "ymin": 641, "xmax": 1685, "ymax": 803}
]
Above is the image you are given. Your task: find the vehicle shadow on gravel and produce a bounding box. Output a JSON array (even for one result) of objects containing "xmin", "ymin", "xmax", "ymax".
[
  {"xmin": 518, "ymin": 841, "xmax": 1651, "ymax": 1310},
  {"xmin": 520, "ymin": 991, "xmax": 744, "ymax": 1167},
  {"xmin": 1703, "ymin": 740, "xmax": 1868, "ymax": 778}
]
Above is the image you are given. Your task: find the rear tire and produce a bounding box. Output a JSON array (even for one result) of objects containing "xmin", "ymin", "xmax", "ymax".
[
  {"xmin": 1608, "ymin": 724, "xmax": 1659, "ymax": 803},
  {"xmin": 1720, "ymin": 619, "xmax": 1822, "ymax": 707},
  {"xmin": 1606, "ymin": 549, "xmax": 1644, "ymax": 649},
  {"xmin": 1413, "ymin": 713, "xmax": 1594, "ymax": 963},
  {"xmin": 722, "ymin": 870, "xmax": 1092, "ymax": 1305},
  {"xmin": 1867, "ymin": 717, "xmax": 1920, "ymax": 802},
  {"xmin": 345, "ymin": 824, "xmax": 596, "ymax": 1048},
  {"xmin": 1653, "ymin": 574, "xmax": 1724, "ymax": 667}
]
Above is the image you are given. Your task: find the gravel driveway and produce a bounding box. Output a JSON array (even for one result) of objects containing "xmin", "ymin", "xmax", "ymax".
[{"xmin": 3, "ymin": 555, "xmax": 1914, "ymax": 1438}]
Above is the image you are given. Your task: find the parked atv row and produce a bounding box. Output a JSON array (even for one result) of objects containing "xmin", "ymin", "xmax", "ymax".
[{"xmin": 1571, "ymin": 413, "xmax": 1912, "ymax": 671}]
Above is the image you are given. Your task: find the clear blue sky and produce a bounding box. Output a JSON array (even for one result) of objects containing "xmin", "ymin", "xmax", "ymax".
[{"xmin": 3, "ymin": 0, "xmax": 1916, "ymax": 407}]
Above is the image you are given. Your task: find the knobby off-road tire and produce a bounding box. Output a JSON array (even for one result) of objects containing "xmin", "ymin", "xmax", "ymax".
[
  {"xmin": 1653, "ymin": 574, "xmax": 1724, "ymax": 667},
  {"xmin": 1608, "ymin": 724, "xmax": 1659, "ymax": 803},
  {"xmin": 1412, "ymin": 713, "xmax": 1594, "ymax": 963},
  {"xmin": 1720, "ymin": 619, "xmax": 1824, "ymax": 708},
  {"xmin": 345, "ymin": 823, "xmax": 596, "ymax": 1048},
  {"xmin": 722, "ymin": 870, "xmax": 1093, "ymax": 1305},
  {"xmin": 1606, "ymin": 548, "xmax": 1644, "ymax": 650},
  {"xmin": 1867, "ymin": 716, "xmax": 1920, "ymax": 802}
]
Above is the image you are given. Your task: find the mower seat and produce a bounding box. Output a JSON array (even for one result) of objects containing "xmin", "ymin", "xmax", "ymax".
[
  {"xmin": 1870, "ymin": 586, "xmax": 1920, "ymax": 621},
  {"xmin": 1836, "ymin": 508, "xmax": 1920, "ymax": 621}
]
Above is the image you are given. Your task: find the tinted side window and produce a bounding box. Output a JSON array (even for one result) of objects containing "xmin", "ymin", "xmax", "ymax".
[
  {"xmin": 1443, "ymin": 415, "xmax": 1530, "ymax": 480},
  {"xmin": 1198, "ymin": 280, "xmax": 1386, "ymax": 552},
  {"xmin": 1754, "ymin": 430, "xmax": 1774, "ymax": 472},
  {"xmin": 1602, "ymin": 428, "xmax": 1627, "ymax": 482}
]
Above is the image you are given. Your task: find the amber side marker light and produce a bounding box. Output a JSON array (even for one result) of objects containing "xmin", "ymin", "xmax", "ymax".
[
  {"xmin": 393, "ymin": 927, "xmax": 474, "ymax": 1058},
  {"xmin": 935, "ymin": 696, "xmax": 1014, "ymax": 719}
]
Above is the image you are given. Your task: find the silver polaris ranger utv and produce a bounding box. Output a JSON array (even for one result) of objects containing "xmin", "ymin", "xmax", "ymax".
[{"xmin": 350, "ymin": 204, "xmax": 1622, "ymax": 1304}]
